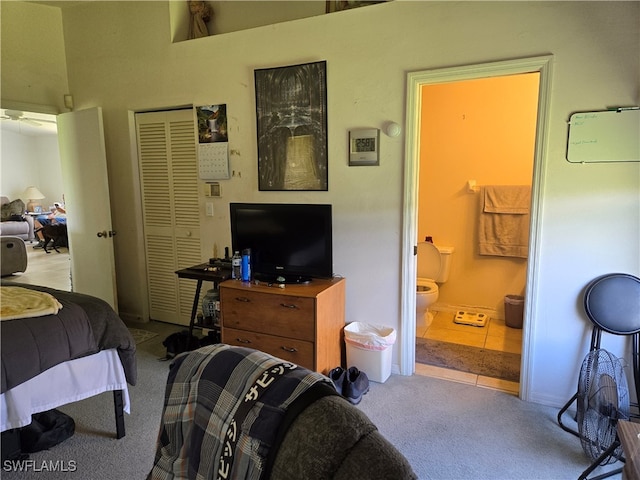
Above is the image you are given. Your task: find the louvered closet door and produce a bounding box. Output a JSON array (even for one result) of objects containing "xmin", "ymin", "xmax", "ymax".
[{"xmin": 136, "ymin": 109, "xmax": 202, "ymax": 325}]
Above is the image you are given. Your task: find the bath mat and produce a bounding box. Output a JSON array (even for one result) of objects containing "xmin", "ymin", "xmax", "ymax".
[
  {"xmin": 415, "ymin": 338, "xmax": 520, "ymax": 382},
  {"xmin": 129, "ymin": 328, "xmax": 159, "ymax": 345},
  {"xmin": 453, "ymin": 311, "xmax": 488, "ymax": 327}
]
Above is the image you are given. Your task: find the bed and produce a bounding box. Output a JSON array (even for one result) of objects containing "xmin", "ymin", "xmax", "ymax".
[{"xmin": 0, "ymin": 281, "xmax": 137, "ymax": 440}]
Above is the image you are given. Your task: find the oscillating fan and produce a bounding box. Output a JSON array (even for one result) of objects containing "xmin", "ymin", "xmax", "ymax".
[{"xmin": 575, "ymin": 348, "xmax": 629, "ymax": 466}]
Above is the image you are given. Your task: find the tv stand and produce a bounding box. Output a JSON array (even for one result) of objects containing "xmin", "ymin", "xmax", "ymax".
[{"xmin": 220, "ymin": 277, "xmax": 345, "ymax": 374}]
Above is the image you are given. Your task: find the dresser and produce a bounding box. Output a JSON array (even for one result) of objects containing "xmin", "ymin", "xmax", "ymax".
[{"xmin": 220, "ymin": 277, "xmax": 345, "ymax": 374}]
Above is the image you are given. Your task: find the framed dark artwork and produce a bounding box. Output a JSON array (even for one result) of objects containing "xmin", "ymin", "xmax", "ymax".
[{"xmin": 254, "ymin": 61, "xmax": 328, "ymax": 191}]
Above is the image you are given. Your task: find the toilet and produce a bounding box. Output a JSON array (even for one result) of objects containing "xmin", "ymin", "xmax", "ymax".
[{"xmin": 416, "ymin": 242, "xmax": 454, "ymax": 327}]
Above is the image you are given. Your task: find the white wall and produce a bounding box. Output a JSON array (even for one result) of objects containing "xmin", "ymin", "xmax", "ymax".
[
  {"xmin": 0, "ymin": 2, "xmax": 68, "ymax": 111},
  {"xmin": 2, "ymin": 1, "xmax": 638, "ymax": 407},
  {"xmin": 0, "ymin": 129, "xmax": 63, "ymax": 205}
]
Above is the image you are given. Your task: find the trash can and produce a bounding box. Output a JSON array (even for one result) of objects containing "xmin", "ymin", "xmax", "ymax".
[
  {"xmin": 504, "ymin": 295, "xmax": 524, "ymax": 329},
  {"xmin": 344, "ymin": 322, "xmax": 396, "ymax": 383}
]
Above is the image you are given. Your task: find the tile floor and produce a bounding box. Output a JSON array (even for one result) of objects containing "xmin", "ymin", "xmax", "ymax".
[
  {"xmin": 5, "ymin": 241, "xmax": 71, "ymax": 291},
  {"xmin": 415, "ymin": 310, "xmax": 522, "ymax": 395}
]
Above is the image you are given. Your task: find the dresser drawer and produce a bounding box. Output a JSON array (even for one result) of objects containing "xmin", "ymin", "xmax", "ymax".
[
  {"xmin": 220, "ymin": 289, "xmax": 315, "ymax": 341},
  {"xmin": 223, "ymin": 327, "xmax": 315, "ymax": 370}
]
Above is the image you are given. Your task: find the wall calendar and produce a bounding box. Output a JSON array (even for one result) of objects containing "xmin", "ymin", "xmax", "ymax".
[{"xmin": 196, "ymin": 104, "xmax": 230, "ymax": 180}]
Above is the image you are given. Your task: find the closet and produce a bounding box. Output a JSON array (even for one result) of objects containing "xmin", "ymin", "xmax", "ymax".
[{"xmin": 136, "ymin": 109, "xmax": 202, "ymax": 325}]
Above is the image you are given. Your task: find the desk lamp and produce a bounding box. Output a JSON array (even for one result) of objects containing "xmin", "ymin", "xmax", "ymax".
[{"xmin": 24, "ymin": 186, "xmax": 45, "ymax": 213}]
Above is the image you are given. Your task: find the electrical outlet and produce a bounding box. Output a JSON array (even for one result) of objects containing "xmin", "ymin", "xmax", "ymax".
[{"xmin": 206, "ymin": 202, "xmax": 214, "ymax": 217}]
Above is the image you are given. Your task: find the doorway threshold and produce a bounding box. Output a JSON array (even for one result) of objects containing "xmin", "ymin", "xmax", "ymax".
[{"xmin": 415, "ymin": 362, "xmax": 519, "ymax": 396}]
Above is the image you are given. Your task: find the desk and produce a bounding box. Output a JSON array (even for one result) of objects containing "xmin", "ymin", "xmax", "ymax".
[{"xmin": 175, "ymin": 263, "xmax": 231, "ymax": 338}]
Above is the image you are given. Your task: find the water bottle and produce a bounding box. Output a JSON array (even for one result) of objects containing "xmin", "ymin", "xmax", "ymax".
[
  {"xmin": 241, "ymin": 248, "xmax": 251, "ymax": 282},
  {"xmin": 231, "ymin": 251, "xmax": 241, "ymax": 280}
]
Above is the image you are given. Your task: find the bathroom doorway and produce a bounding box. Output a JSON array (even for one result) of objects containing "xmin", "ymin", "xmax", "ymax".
[
  {"xmin": 399, "ymin": 56, "xmax": 554, "ymax": 402},
  {"xmin": 415, "ymin": 72, "xmax": 539, "ymax": 393}
]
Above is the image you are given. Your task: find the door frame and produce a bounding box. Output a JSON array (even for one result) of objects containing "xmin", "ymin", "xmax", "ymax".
[{"xmin": 400, "ymin": 55, "xmax": 554, "ymax": 401}]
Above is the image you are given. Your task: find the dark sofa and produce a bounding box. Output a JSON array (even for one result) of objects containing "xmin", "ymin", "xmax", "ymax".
[
  {"xmin": 271, "ymin": 394, "xmax": 417, "ymax": 479},
  {"xmin": 149, "ymin": 345, "xmax": 417, "ymax": 479}
]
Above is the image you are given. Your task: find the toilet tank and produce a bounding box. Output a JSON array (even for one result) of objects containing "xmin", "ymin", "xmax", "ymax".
[{"xmin": 435, "ymin": 246, "xmax": 454, "ymax": 283}]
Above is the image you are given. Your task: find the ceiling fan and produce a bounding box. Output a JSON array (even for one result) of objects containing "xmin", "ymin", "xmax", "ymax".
[{"xmin": 0, "ymin": 109, "xmax": 56, "ymax": 127}]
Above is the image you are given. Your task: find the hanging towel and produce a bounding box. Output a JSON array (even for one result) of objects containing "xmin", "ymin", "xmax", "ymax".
[
  {"xmin": 483, "ymin": 185, "xmax": 531, "ymax": 214},
  {"xmin": 478, "ymin": 185, "xmax": 531, "ymax": 258}
]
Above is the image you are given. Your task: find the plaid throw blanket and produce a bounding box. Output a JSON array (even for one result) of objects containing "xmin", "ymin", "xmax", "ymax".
[{"xmin": 148, "ymin": 344, "xmax": 333, "ymax": 480}]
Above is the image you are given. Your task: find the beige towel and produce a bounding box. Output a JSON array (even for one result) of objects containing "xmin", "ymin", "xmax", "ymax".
[
  {"xmin": 483, "ymin": 185, "xmax": 531, "ymax": 214},
  {"xmin": 479, "ymin": 185, "xmax": 531, "ymax": 258},
  {"xmin": 0, "ymin": 286, "xmax": 63, "ymax": 321}
]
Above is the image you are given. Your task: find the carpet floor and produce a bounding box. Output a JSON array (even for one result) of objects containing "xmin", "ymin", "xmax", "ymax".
[
  {"xmin": 128, "ymin": 328, "xmax": 159, "ymax": 345},
  {"xmin": 415, "ymin": 337, "xmax": 521, "ymax": 382}
]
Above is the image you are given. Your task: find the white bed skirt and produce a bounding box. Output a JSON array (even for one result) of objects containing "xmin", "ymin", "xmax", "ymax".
[{"xmin": 0, "ymin": 349, "xmax": 130, "ymax": 432}]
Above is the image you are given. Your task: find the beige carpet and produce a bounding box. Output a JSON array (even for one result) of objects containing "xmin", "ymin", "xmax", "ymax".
[
  {"xmin": 128, "ymin": 328, "xmax": 159, "ymax": 345},
  {"xmin": 415, "ymin": 337, "xmax": 521, "ymax": 382}
]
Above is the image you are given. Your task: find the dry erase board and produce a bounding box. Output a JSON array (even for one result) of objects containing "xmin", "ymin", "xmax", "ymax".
[{"xmin": 566, "ymin": 109, "xmax": 639, "ymax": 163}]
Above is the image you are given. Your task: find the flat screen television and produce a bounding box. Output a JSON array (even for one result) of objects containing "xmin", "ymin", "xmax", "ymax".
[{"xmin": 229, "ymin": 203, "xmax": 333, "ymax": 284}]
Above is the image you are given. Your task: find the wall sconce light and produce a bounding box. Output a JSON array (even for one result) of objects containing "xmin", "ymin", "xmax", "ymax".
[{"xmin": 24, "ymin": 186, "xmax": 45, "ymax": 212}]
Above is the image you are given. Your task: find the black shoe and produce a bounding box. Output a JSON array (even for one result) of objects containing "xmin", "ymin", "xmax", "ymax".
[
  {"xmin": 328, "ymin": 366, "xmax": 346, "ymax": 395},
  {"xmin": 343, "ymin": 367, "xmax": 370, "ymax": 405}
]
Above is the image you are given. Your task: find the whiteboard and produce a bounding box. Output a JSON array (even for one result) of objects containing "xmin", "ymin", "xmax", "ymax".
[{"xmin": 566, "ymin": 109, "xmax": 639, "ymax": 163}]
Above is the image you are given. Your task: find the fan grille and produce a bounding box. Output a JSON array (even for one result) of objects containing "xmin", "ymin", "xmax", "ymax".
[{"xmin": 576, "ymin": 349, "xmax": 629, "ymax": 464}]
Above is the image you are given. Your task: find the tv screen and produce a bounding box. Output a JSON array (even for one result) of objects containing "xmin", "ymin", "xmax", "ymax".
[{"xmin": 229, "ymin": 203, "xmax": 333, "ymax": 284}]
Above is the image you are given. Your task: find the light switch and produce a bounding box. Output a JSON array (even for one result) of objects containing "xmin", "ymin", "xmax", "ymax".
[{"xmin": 206, "ymin": 202, "xmax": 214, "ymax": 217}]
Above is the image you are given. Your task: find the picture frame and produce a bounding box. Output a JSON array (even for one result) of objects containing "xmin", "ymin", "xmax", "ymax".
[{"xmin": 254, "ymin": 61, "xmax": 328, "ymax": 191}]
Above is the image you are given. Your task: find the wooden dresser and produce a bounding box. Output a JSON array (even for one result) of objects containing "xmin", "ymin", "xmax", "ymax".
[{"xmin": 220, "ymin": 277, "xmax": 345, "ymax": 374}]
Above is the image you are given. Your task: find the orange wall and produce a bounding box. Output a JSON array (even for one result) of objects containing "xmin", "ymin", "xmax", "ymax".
[{"xmin": 419, "ymin": 73, "xmax": 539, "ymax": 316}]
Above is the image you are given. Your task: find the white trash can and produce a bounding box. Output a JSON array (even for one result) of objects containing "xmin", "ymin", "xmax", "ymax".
[{"xmin": 344, "ymin": 322, "xmax": 396, "ymax": 383}]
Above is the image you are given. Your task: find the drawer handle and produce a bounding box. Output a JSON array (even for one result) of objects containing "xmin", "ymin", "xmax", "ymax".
[
  {"xmin": 280, "ymin": 303, "xmax": 298, "ymax": 309},
  {"xmin": 236, "ymin": 297, "xmax": 251, "ymax": 303},
  {"xmin": 236, "ymin": 338, "xmax": 252, "ymax": 344},
  {"xmin": 281, "ymin": 346, "xmax": 298, "ymax": 353}
]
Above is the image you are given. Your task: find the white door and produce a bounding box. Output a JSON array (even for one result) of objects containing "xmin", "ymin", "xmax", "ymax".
[
  {"xmin": 57, "ymin": 107, "xmax": 118, "ymax": 309},
  {"xmin": 136, "ymin": 109, "xmax": 202, "ymax": 325}
]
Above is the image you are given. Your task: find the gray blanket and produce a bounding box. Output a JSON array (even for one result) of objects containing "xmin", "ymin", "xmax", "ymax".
[{"xmin": 1, "ymin": 281, "xmax": 136, "ymax": 393}]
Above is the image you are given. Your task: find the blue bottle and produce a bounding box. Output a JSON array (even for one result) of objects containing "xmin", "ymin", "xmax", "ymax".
[{"xmin": 241, "ymin": 248, "xmax": 251, "ymax": 282}]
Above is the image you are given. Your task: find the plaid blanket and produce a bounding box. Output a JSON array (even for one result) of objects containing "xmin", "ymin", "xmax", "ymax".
[{"xmin": 148, "ymin": 344, "xmax": 333, "ymax": 480}]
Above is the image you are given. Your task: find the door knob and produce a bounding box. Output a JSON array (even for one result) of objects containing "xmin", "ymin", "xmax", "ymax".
[
  {"xmin": 108, "ymin": 230, "xmax": 117, "ymax": 237},
  {"xmin": 97, "ymin": 231, "xmax": 107, "ymax": 238}
]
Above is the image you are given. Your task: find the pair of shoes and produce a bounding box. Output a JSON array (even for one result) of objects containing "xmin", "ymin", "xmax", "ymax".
[
  {"xmin": 328, "ymin": 366, "xmax": 346, "ymax": 395},
  {"xmin": 328, "ymin": 366, "xmax": 370, "ymax": 405},
  {"xmin": 342, "ymin": 367, "xmax": 370, "ymax": 405}
]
